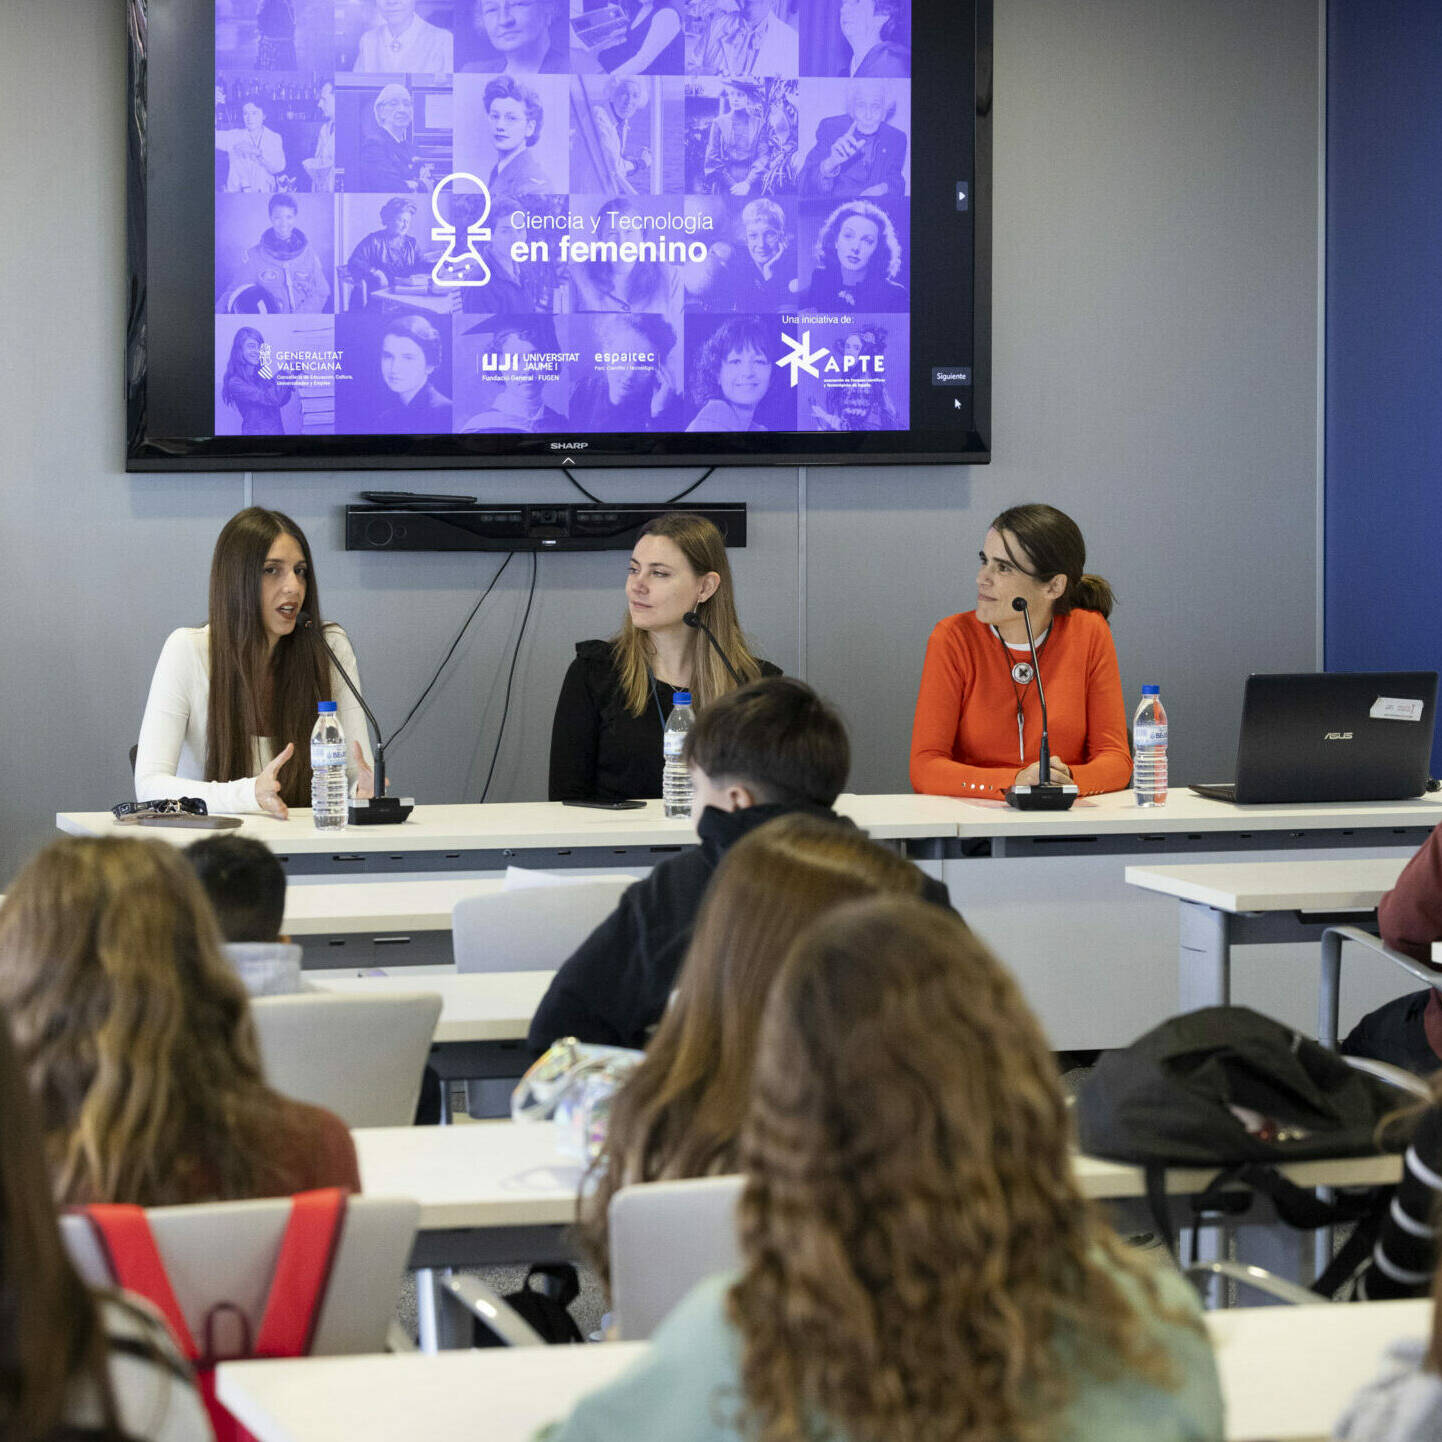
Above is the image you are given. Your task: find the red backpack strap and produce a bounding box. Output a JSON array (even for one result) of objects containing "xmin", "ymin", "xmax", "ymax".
[
  {"xmin": 252, "ymin": 1188, "xmax": 348, "ymax": 1358},
  {"xmin": 80, "ymin": 1204, "xmax": 200, "ymax": 1363}
]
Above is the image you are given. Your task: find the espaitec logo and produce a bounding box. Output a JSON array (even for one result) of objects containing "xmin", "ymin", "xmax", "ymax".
[
  {"xmin": 775, "ymin": 330, "xmax": 831, "ymax": 387},
  {"xmin": 429, "ymin": 172, "xmax": 493, "ymax": 289}
]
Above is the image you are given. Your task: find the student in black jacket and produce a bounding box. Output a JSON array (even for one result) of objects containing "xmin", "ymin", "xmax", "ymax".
[{"xmin": 528, "ymin": 675, "xmax": 951, "ymax": 1051}]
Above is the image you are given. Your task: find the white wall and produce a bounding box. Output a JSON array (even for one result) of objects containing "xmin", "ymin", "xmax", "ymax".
[{"xmin": 0, "ymin": 0, "xmax": 1321, "ymax": 880}]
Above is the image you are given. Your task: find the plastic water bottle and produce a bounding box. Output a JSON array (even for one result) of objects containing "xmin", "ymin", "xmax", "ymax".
[
  {"xmin": 1133, "ymin": 685, "xmax": 1168, "ymax": 807},
  {"xmin": 662, "ymin": 691, "xmax": 695, "ymax": 819},
  {"xmin": 310, "ymin": 701, "xmax": 348, "ymax": 831}
]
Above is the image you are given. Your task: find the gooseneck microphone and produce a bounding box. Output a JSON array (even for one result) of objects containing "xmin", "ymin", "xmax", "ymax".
[
  {"xmin": 300, "ymin": 613, "xmax": 414, "ymax": 825},
  {"xmin": 683, "ymin": 610, "xmax": 744, "ymax": 685},
  {"xmin": 1002, "ymin": 597, "xmax": 1077, "ymax": 812}
]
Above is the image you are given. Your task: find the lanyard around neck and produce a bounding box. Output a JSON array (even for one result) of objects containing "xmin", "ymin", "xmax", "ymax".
[{"xmin": 992, "ymin": 628, "xmax": 1047, "ymax": 763}]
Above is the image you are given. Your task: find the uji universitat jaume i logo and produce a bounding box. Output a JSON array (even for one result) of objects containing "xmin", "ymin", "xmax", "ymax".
[
  {"xmin": 775, "ymin": 330, "xmax": 831, "ymax": 387},
  {"xmin": 256, "ymin": 342, "xmax": 275, "ymax": 379}
]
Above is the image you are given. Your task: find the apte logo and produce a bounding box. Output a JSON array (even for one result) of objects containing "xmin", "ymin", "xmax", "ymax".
[
  {"xmin": 256, "ymin": 342, "xmax": 275, "ymax": 379},
  {"xmin": 430, "ymin": 172, "xmax": 494, "ymax": 288},
  {"xmin": 775, "ymin": 330, "xmax": 831, "ymax": 387}
]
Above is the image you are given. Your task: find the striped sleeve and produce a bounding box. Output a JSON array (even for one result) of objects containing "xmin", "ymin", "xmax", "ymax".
[{"xmin": 1358, "ymin": 1105, "xmax": 1442, "ymax": 1300}]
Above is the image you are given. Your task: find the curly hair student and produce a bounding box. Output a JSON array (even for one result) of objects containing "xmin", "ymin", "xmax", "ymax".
[{"xmin": 546, "ymin": 896, "xmax": 1223, "ymax": 1442}]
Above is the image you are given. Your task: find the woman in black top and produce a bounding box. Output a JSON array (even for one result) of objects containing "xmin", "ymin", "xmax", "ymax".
[{"xmin": 549, "ymin": 512, "xmax": 777, "ymax": 801}]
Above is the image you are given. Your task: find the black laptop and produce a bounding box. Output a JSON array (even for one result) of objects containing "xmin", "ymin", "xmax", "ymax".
[{"xmin": 1190, "ymin": 671, "xmax": 1438, "ymax": 804}]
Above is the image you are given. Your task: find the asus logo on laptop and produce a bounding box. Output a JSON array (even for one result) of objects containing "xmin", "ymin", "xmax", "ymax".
[{"xmin": 1324, "ymin": 731, "xmax": 1354, "ymax": 741}]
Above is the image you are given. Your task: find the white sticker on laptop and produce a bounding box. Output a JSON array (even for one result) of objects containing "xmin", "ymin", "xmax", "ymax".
[{"xmin": 1370, "ymin": 696, "xmax": 1425, "ymax": 722}]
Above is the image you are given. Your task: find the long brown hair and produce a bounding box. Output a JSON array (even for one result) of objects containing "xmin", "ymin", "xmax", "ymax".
[
  {"xmin": 611, "ymin": 512, "xmax": 765, "ymax": 716},
  {"xmin": 0, "ymin": 836, "xmax": 304, "ymax": 1205},
  {"xmin": 731, "ymin": 897, "xmax": 1188, "ymax": 1442},
  {"xmin": 992, "ymin": 502, "xmax": 1115, "ymax": 618},
  {"xmin": 0, "ymin": 1008, "xmax": 122, "ymax": 1441},
  {"xmin": 206, "ymin": 506, "xmax": 334, "ymax": 809},
  {"xmin": 579, "ymin": 814, "xmax": 925, "ymax": 1285}
]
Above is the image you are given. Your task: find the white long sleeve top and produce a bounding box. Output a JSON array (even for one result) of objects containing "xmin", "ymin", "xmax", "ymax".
[{"xmin": 134, "ymin": 624, "xmax": 373, "ymax": 815}]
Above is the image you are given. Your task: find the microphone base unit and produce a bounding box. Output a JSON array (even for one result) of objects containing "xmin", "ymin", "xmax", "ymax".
[
  {"xmin": 1003, "ymin": 783, "xmax": 1079, "ymax": 811},
  {"xmin": 347, "ymin": 796, "xmax": 416, "ymax": 826}
]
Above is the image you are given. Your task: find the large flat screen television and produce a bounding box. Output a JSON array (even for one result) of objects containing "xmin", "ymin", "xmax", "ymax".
[{"xmin": 127, "ymin": 0, "xmax": 990, "ymax": 470}]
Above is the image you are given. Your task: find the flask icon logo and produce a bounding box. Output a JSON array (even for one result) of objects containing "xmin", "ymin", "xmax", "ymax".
[{"xmin": 430, "ymin": 172, "xmax": 493, "ymax": 289}]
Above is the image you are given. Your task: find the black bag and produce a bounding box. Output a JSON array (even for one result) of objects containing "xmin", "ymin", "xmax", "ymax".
[
  {"xmin": 1075, "ymin": 1006, "xmax": 1411, "ymax": 1292},
  {"xmin": 474, "ymin": 1263, "xmax": 585, "ymax": 1346}
]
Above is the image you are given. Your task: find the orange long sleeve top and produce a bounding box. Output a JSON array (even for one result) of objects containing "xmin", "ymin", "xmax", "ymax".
[{"xmin": 909, "ymin": 607, "xmax": 1133, "ymax": 800}]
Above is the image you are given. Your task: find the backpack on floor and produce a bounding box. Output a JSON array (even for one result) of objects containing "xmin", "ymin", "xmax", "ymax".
[
  {"xmin": 477, "ymin": 1263, "xmax": 585, "ymax": 1346},
  {"xmin": 80, "ymin": 1188, "xmax": 348, "ymax": 1442},
  {"xmin": 1075, "ymin": 1006, "xmax": 1411, "ymax": 1293}
]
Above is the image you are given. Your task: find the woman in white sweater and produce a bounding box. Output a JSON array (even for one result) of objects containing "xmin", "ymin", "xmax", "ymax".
[{"xmin": 135, "ymin": 507, "xmax": 373, "ymax": 817}]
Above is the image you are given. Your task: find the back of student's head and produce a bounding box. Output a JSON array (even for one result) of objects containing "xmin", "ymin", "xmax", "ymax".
[
  {"xmin": 682, "ymin": 675, "xmax": 850, "ymax": 808},
  {"xmin": 730, "ymin": 896, "xmax": 1185, "ymax": 1442},
  {"xmin": 0, "ymin": 1008, "xmax": 121, "ymax": 1441},
  {"xmin": 186, "ymin": 833, "xmax": 287, "ymax": 943},
  {"xmin": 581, "ymin": 813, "xmax": 922, "ymax": 1284},
  {"xmin": 0, "ymin": 835, "xmax": 292, "ymax": 1205}
]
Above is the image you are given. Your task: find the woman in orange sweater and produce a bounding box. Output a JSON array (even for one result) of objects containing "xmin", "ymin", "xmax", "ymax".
[{"xmin": 910, "ymin": 503, "xmax": 1132, "ymax": 799}]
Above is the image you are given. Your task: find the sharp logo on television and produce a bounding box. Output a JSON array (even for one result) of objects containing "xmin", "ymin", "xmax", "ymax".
[{"xmin": 551, "ymin": 441, "xmax": 589, "ymax": 450}]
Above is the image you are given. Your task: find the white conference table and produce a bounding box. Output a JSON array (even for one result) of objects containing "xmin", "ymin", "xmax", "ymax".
[
  {"xmin": 1124, "ymin": 856, "xmax": 1410, "ymax": 1014},
  {"xmin": 353, "ymin": 1120, "xmax": 1404, "ymax": 1270},
  {"xmin": 59, "ymin": 791, "xmax": 1442, "ymax": 856},
  {"xmin": 216, "ymin": 1298, "xmax": 1432, "ymax": 1442},
  {"xmin": 56, "ymin": 793, "xmax": 968, "ymax": 866},
  {"xmin": 314, "ymin": 971, "xmax": 552, "ymax": 1044},
  {"xmin": 282, "ymin": 877, "xmax": 505, "ymax": 937}
]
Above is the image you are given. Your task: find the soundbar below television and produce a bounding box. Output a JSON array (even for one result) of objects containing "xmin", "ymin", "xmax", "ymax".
[{"xmin": 126, "ymin": 0, "xmax": 990, "ymax": 470}]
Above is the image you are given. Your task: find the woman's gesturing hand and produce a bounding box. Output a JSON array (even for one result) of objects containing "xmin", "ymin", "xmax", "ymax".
[{"xmin": 254, "ymin": 742, "xmax": 294, "ymax": 819}]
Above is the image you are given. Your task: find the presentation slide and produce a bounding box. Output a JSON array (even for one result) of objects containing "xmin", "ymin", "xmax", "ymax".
[{"xmin": 211, "ymin": 0, "xmax": 916, "ymax": 441}]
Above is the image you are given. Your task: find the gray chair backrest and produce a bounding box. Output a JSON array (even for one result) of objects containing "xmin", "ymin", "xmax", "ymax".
[
  {"xmin": 62, "ymin": 1194, "xmax": 419, "ymax": 1355},
  {"xmin": 251, "ymin": 990, "xmax": 442, "ymax": 1128},
  {"xmin": 609, "ymin": 1174, "xmax": 744, "ymax": 1340},
  {"xmin": 452, "ymin": 878, "xmax": 632, "ymax": 973}
]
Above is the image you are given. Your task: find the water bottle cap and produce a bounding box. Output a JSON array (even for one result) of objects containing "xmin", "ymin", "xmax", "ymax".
[
  {"xmin": 1141, "ymin": 685, "xmax": 1160, "ymax": 695},
  {"xmin": 672, "ymin": 691, "xmax": 692, "ymax": 707},
  {"xmin": 317, "ymin": 701, "xmax": 338, "ymax": 712}
]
